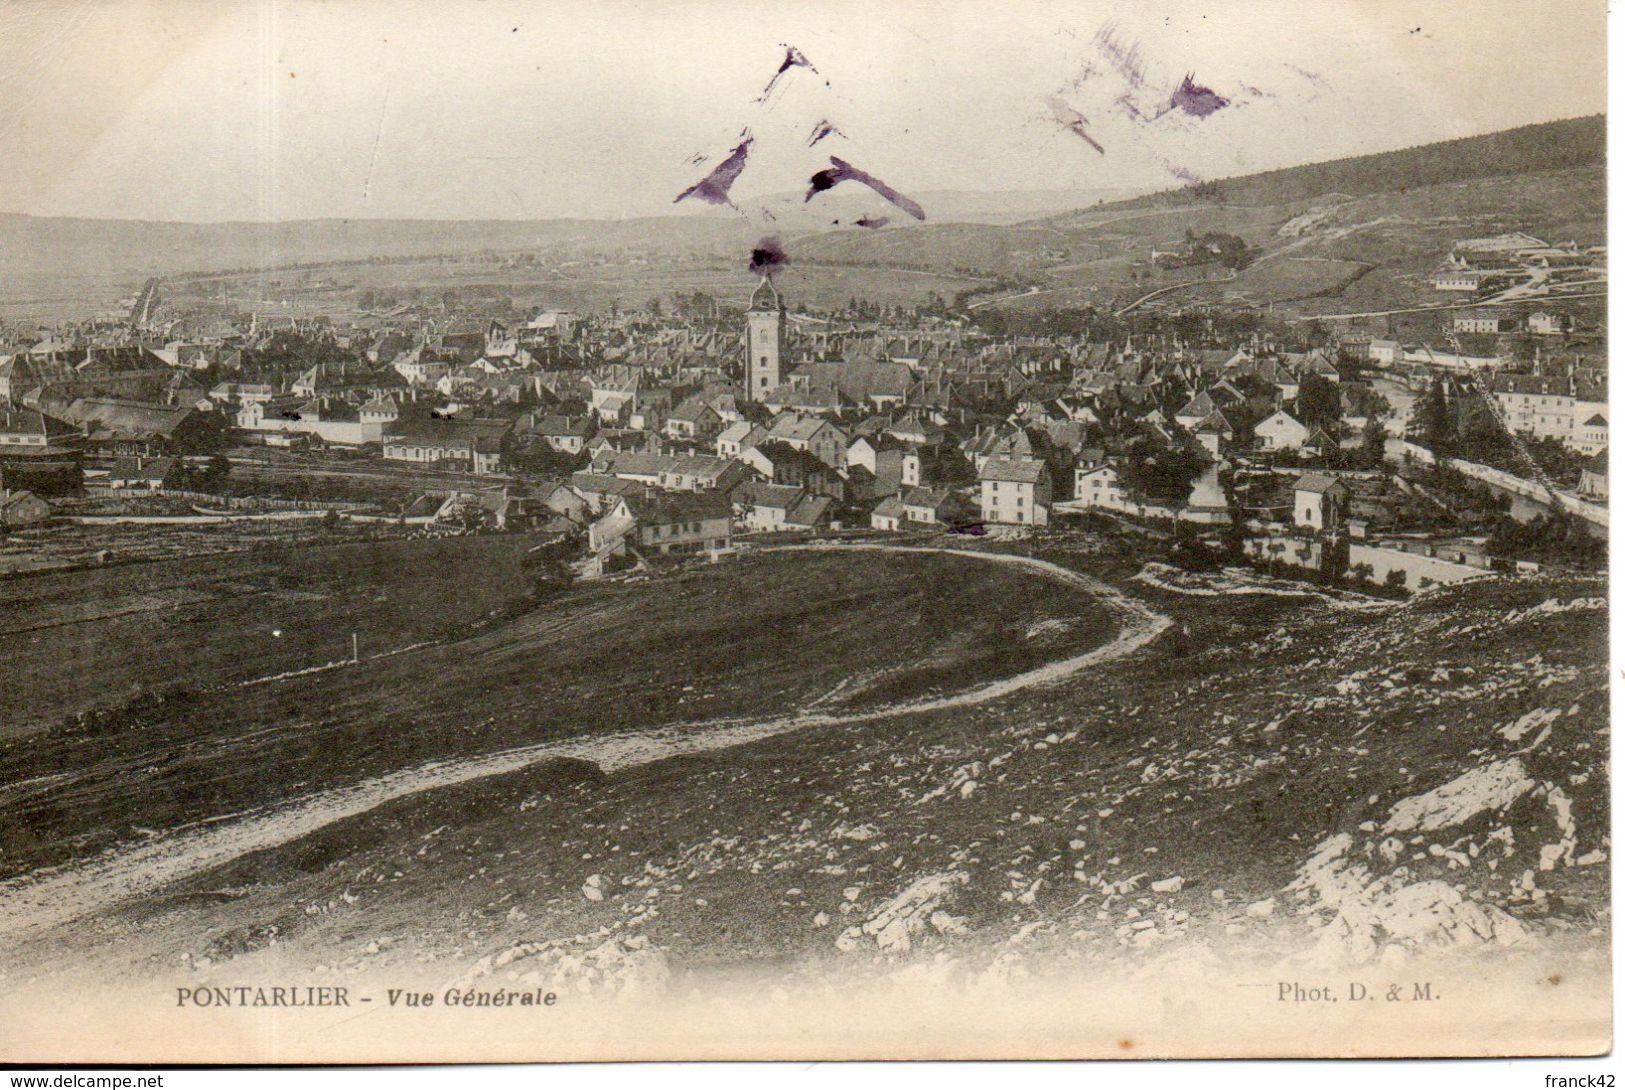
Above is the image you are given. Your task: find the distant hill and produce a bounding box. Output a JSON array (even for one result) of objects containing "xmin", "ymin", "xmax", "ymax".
[
  {"xmin": 788, "ymin": 115, "xmax": 1606, "ymax": 316},
  {"xmin": 754, "ymin": 187, "xmax": 1154, "ymax": 228},
  {"xmin": 0, "ymin": 187, "xmax": 1145, "ymax": 309},
  {"xmin": 1069, "ymin": 114, "xmax": 1604, "ymax": 217},
  {"xmin": 0, "ymin": 213, "xmax": 742, "ymax": 280},
  {"xmin": 0, "ymin": 115, "xmax": 1602, "ymax": 320}
]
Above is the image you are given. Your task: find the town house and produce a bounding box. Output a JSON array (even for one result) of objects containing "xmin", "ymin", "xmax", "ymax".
[{"xmin": 979, "ymin": 455, "xmax": 1051, "ymax": 526}]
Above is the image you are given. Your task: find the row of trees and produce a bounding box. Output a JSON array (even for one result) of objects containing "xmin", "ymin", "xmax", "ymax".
[{"xmin": 1487, "ymin": 511, "xmax": 1606, "ymax": 568}]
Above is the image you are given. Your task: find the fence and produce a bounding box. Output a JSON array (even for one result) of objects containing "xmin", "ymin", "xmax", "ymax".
[{"xmin": 82, "ymin": 486, "xmax": 363, "ymax": 512}]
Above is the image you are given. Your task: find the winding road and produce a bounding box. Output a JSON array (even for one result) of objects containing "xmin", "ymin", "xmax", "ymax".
[
  {"xmin": 1113, "ymin": 271, "xmax": 1238, "ymax": 317},
  {"xmin": 0, "ymin": 544, "xmax": 1170, "ymax": 943}
]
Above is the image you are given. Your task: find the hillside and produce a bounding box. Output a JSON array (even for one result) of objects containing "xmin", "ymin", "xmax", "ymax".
[
  {"xmin": 787, "ymin": 116, "xmax": 1606, "ymax": 316},
  {"xmin": 0, "ymin": 548, "xmax": 1114, "ymax": 880},
  {"xmin": 0, "ymin": 538, "xmax": 1606, "ymax": 1058},
  {"xmin": 1073, "ymin": 114, "xmax": 1605, "ymax": 216},
  {"xmin": 0, "ymin": 213, "xmax": 744, "ymax": 302},
  {"xmin": 0, "ymin": 189, "xmax": 1134, "ymax": 310},
  {"xmin": 2, "ymin": 117, "xmax": 1599, "ymax": 322}
]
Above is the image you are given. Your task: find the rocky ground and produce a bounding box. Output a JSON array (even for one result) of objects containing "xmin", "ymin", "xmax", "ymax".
[{"xmin": 0, "ymin": 539, "xmax": 1608, "ymax": 1057}]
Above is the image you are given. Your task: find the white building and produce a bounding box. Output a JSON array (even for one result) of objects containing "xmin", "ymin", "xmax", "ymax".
[
  {"xmin": 716, "ymin": 420, "xmax": 766, "ymax": 460},
  {"xmin": 1574, "ymin": 413, "xmax": 1609, "ymax": 457},
  {"xmin": 1253, "ymin": 409, "xmax": 1310, "ymax": 452},
  {"xmin": 1291, "ymin": 473, "xmax": 1348, "ymax": 534},
  {"xmin": 745, "ymin": 278, "xmax": 785, "ymax": 402},
  {"xmin": 1368, "ymin": 339, "xmax": 1402, "ymax": 366},
  {"xmin": 1453, "ymin": 313, "xmax": 1514, "ymax": 334},
  {"xmin": 765, "ymin": 413, "xmax": 846, "ymax": 470},
  {"xmin": 1490, "ymin": 375, "xmax": 1574, "ymax": 443},
  {"xmin": 1432, "ymin": 270, "xmax": 1484, "ymax": 292},
  {"xmin": 1073, "ymin": 463, "xmax": 1130, "ymax": 511},
  {"xmin": 1527, "ymin": 311, "xmax": 1575, "ymax": 336},
  {"xmin": 979, "ymin": 456, "xmax": 1051, "ymax": 526}
]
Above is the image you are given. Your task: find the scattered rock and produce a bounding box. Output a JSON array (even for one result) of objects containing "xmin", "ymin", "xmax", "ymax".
[
  {"xmin": 858, "ymin": 872, "xmax": 970, "ymax": 955},
  {"xmin": 1383, "ymin": 758, "xmax": 1537, "ymax": 835}
]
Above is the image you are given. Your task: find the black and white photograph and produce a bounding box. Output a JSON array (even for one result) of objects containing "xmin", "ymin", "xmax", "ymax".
[{"xmin": 0, "ymin": 0, "xmax": 1610, "ymax": 1064}]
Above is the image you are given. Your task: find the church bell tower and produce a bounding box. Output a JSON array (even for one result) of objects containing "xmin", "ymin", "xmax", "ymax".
[{"xmin": 745, "ymin": 277, "xmax": 785, "ymax": 402}]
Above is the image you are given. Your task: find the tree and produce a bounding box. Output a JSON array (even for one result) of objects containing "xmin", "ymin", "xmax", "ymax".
[
  {"xmin": 1486, "ymin": 511, "xmax": 1605, "ymax": 569},
  {"xmin": 1296, "ymin": 373, "xmax": 1342, "ymax": 434},
  {"xmin": 926, "ymin": 446, "xmax": 977, "ymax": 488},
  {"xmin": 1359, "ymin": 418, "xmax": 1388, "ymax": 467},
  {"xmin": 1384, "ymin": 568, "xmax": 1407, "ymax": 590},
  {"xmin": 1168, "ymin": 522, "xmax": 1221, "ymax": 572},
  {"xmin": 1119, "ymin": 439, "xmax": 1210, "ymax": 505},
  {"xmin": 200, "ymin": 453, "xmax": 231, "ymax": 492},
  {"xmin": 1416, "ymin": 379, "xmax": 1454, "ymax": 455}
]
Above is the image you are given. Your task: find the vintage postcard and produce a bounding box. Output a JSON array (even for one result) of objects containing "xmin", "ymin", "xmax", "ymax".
[{"xmin": 0, "ymin": 0, "xmax": 1610, "ymax": 1064}]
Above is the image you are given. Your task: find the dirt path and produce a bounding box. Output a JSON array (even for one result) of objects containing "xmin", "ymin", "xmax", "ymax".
[
  {"xmin": 0, "ymin": 544, "xmax": 1169, "ymax": 942},
  {"xmin": 1113, "ymin": 271, "xmax": 1237, "ymax": 317}
]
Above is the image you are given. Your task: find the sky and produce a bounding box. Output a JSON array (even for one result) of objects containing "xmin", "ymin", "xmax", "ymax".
[{"xmin": 0, "ymin": 0, "xmax": 1606, "ymax": 223}]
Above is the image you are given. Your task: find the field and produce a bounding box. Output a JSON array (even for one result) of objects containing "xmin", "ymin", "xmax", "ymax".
[
  {"xmin": 0, "ymin": 533, "xmax": 555, "ymax": 739},
  {"xmin": 0, "ymin": 547, "xmax": 1115, "ymax": 881},
  {"xmin": 173, "ymin": 258, "xmax": 990, "ymax": 319},
  {"xmin": 1, "ymin": 247, "xmax": 995, "ymax": 325}
]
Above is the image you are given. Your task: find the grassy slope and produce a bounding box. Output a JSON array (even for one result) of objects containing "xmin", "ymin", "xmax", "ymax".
[
  {"xmin": 11, "ymin": 542, "xmax": 1605, "ymax": 993},
  {"xmin": 793, "ymin": 165, "xmax": 1603, "ymax": 313},
  {"xmin": 788, "ymin": 117, "xmax": 1604, "ymax": 315},
  {"xmin": 0, "ymin": 534, "xmax": 553, "ymax": 739},
  {"xmin": 0, "ymin": 550, "xmax": 1112, "ymax": 879},
  {"xmin": 1086, "ymin": 115, "xmax": 1605, "ymax": 214}
]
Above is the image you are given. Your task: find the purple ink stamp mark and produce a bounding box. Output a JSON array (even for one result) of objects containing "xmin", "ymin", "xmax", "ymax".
[
  {"xmin": 748, "ymin": 237, "xmax": 789, "ymax": 278},
  {"xmin": 805, "ymin": 157, "xmax": 925, "ymax": 221},
  {"xmin": 807, "ymin": 119, "xmax": 841, "ymax": 147},
  {"xmin": 1046, "ymin": 95, "xmax": 1105, "ymax": 154},
  {"xmin": 674, "ymin": 133, "xmax": 753, "ymax": 207},
  {"xmin": 1169, "ymin": 74, "xmax": 1229, "ymax": 118},
  {"xmin": 756, "ymin": 45, "xmax": 822, "ymax": 103}
]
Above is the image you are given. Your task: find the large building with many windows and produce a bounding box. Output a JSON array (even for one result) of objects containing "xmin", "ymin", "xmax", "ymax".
[{"xmin": 979, "ymin": 455, "xmax": 1051, "ymax": 526}]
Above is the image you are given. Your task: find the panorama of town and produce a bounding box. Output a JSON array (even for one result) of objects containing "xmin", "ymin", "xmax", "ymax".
[{"xmin": 0, "ymin": 227, "xmax": 1605, "ymax": 592}]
